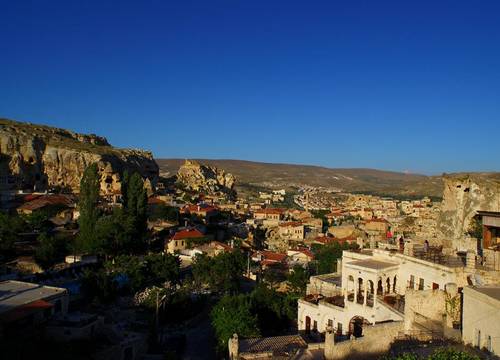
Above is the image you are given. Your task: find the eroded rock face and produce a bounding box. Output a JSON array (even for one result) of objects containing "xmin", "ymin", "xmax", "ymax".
[
  {"xmin": 437, "ymin": 173, "xmax": 500, "ymax": 250},
  {"xmin": 0, "ymin": 118, "xmax": 159, "ymax": 193},
  {"xmin": 176, "ymin": 160, "xmax": 236, "ymax": 198}
]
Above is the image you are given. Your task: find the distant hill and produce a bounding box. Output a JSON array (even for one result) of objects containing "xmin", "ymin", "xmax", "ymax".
[{"xmin": 157, "ymin": 159, "xmax": 445, "ymax": 199}]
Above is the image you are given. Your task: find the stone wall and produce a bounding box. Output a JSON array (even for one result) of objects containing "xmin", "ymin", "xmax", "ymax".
[
  {"xmin": 322, "ymin": 321, "xmax": 403, "ymax": 359},
  {"xmin": 404, "ymin": 283, "xmax": 461, "ymax": 342}
]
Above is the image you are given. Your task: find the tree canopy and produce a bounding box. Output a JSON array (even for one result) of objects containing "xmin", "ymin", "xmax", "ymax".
[
  {"xmin": 76, "ymin": 163, "xmax": 101, "ymax": 253},
  {"xmin": 192, "ymin": 251, "xmax": 246, "ymax": 294},
  {"xmin": 211, "ymin": 294, "xmax": 260, "ymax": 350}
]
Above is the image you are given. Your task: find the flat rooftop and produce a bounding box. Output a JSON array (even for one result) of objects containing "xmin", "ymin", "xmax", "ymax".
[
  {"xmin": 348, "ymin": 259, "xmax": 399, "ymax": 270},
  {"xmin": 468, "ymin": 285, "xmax": 500, "ymax": 302},
  {"xmin": 314, "ymin": 273, "xmax": 342, "ymax": 285},
  {"xmin": 0, "ymin": 280, "xmax": 66, "ymax": 314}
]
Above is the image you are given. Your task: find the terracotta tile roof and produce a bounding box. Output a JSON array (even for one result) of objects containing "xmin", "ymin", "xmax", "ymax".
[
  {"xmin": 171, "ymin": 228, "xmax": 204, "ymax": 240},
  {"xmin": 279, "ymin": 221, "xmax": 303, "ymax": 227},
  {"xmin": 367, "ymin": 218, "xmax": 388, "ymax": 223},
  {"xmin": 210, "ymin": 241, "xmax": 232, "ymax": 252},
  {"xmin": 254, "ymin": 208, "xmax": 284, "ymax": 215},
  {"xmin": 240, "ymin": 335, "xmax": 307, "ymax": 354},
  {"xmin": 18, "ymin": 194, "xmax": 74, "ymax": 212},
  {"xmin": 22, "ymin": 194, "xmax": 41, "ymax": 202},
  {"xmin": 314, "ymin": 235, "xmax": 336, "ymax": 244},
  {"xmin": 148, "ymin": 197, "xmax": 165, "ymax": 205},
  {"xmin": 0, "ymin": 299, "xmax": 53, "ymax": 323},
  {"xmin": 254, "ymin": 250, "xmax": 287, "ymax": 263},
  {"xmin": 289, "ymin": 248, "xmax": 314, "ymax": 259},
  {"xmin": 315, "ymin": 235, "xmax": 357, "ymax": 244},
  {"xmin": 183, "ymin": 204, "xmax": 218, "ymax": 213},
  {"xmin": 337, "ymin": 235, "xmax": 358, "ymax": 242}
]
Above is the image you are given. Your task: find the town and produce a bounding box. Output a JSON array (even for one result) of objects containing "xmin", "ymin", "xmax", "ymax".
[
  {"xmin": 1, "ymin": 122, "xmax": 499, "ymax": 360},
  {"xmin": 1, "ymin": 2, "xmax": 499, "ymax": 359}
]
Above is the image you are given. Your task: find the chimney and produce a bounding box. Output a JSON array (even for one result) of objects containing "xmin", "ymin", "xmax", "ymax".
[
  {"xmin": 324, "ymin": 326, "xmax": 336, "ymax": 360},
  {"xmin": 228, "ymin": 333, "xmax": 239, "ymax": 360}
]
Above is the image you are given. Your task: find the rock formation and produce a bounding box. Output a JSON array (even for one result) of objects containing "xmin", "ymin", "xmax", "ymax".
[
  {"xmin": 176, "ymin": 160, "xmax": 236, "ymax": 198},
  {"xmin": 0, "ymin": 118, "xmax": 159, "ymax": 194},
  {"xmin": 436, "ymin": 173, "xmax": 500, "ymax": 250}
]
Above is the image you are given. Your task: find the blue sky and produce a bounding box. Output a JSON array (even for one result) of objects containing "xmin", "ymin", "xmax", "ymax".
[{"xmin": 1, "ymin": 1, "xmax": 499, "ymax": 175}]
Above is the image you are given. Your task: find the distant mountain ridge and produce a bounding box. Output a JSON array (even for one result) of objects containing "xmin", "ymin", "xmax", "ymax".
[{"xmin": 157, "ymin": 158, "xmax": 445, "ymax": 199}]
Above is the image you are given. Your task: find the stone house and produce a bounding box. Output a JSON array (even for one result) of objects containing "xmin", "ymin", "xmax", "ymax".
[
  {"xmin": 253, "ymin": 208, "xmax": 284, "ymax": 222},
  {"xmin": 165, "ymin": 228, "xmax": 205, "ymax": 254},
  {"xmin": 278, "ymin": 221, "xmax": 305, "ymax": 241},
  {"xmin": 0, "ymin": 280, "xmax": 69, "ymax": 338},
  {"xmin": 462, "ymin": 285, "xmax": 500, "ymax": 355},
  {"xmin": 298, "ymin": 247, "xmax": 479, "ymax": 338}
]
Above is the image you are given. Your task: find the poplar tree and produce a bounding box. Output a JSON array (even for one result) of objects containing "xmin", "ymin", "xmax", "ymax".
[
  {"xmin": 124, "ymin": 172, "xmax": 148, "ymax": 245},
  {"xmin": 77, "ymin": 163, "xmax": 101, "ymax": 253}
]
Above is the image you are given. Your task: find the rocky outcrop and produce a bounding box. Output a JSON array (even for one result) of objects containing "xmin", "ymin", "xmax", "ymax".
[
  {"xmin": 176, "ymin": 160, "xmax": 236, "ymax": 198},
  {"xmin": 0, "ymin": 118, "xmax": 159, "ymax": 194},
  {"xmin": 437, "ymin": 173, "xmax": 500, "ymax": 250}
]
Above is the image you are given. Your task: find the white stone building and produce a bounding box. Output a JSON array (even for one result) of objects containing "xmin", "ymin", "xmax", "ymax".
[
  {"xmin": 298, "ymin": 247, "xmax": 474, "ymax": 338},
  {"xmin": 462, "ymin": 285, "xmax": 500, "ymax": 355}
]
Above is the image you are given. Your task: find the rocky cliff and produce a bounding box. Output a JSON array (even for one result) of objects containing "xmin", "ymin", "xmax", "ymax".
[
  {"xmin": 437, "ymin": 173, "xmax": 500, "ymax": 250},
  {"xmin": 0, "ymin": 118, "xmax": 159, "ymax": 194},
  {"xmin": 176, "ymin": 160, "xmax": 236, "ymax": 198}
]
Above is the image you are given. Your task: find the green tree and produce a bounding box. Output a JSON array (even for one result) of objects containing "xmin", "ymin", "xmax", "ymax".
[
  {"xmin": 427, "ymin": 348, "xmax": 479, "ymax": 360},
  {"xmin": 467, "ymin": 217, "xmax": 482, "ymax": 240},
  {"xmin": 125, "ymin": 172, "xmax": 148, "ymax": 236},
  {"xmin": 23, "ymin": 209, "xmax": 53, "ymax": 233},
  {"xmin": 146, "ymin": 253, "xmax": 181, "ymax": 285},
  {"xmin": 34, "ymin": 233, "xmax": 67, "ymax": 269},
  {"xmin": 211, "ymin": 295, "xmax": 260, "ymax": 351},
  {"xmin": 105, "ymin": 255, "xmax": 148, "ymax": 291},
  {"xmin": 149, "ymin": 204, "xmax": 179, "ymax": 222},
  {"xmin": 121, "ymin": 170, "xmax": 129, "ymax": 207},
  {"xmin": 287, "ymin": 265, "xmax": 309, "ymax": 295},
  {"xmin": 76, "ymin": 163, "xmax": 101, "ymax": 253},
  {"xmin": 312, "ymin": 241, "xmax": 358, "ymax": 274},
  {"xmin": 0, "ymin": 212, "xmax": 25, "ymax": 256},
  {"xmin": 95, "ymin": 208, "xmax": 134, "ymax": 256},
  {"xmin": 249, "ymin": 285, "xmax": 291, "ymax": 336},
  {"xmin": 262, "ymin": 262, "xmax": 287, "ymax": 288},
  {"xmin": 81, "ymin": 268, "xmax": 118, "ymax": 304},
  {"xmin": 192, "ymin": 251, "xmax": 246, "ymax": 294}
]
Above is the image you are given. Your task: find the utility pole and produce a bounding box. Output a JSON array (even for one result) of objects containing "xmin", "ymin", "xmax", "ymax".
[{"xmin": 156, "ymin": 291, "xmax": 167, "ymax": 343}]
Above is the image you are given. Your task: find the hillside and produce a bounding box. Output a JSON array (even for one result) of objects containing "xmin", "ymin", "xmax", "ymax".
[{"xmin": 157, "ymin": 159, "xmax": 445, "ymax": 199}]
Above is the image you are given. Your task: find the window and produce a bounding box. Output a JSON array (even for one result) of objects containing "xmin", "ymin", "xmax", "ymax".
[
  {"xmin": 487, "ymin": 335, "xmax": 492, "ymax": 352},
  {"xmin": 418, "ymin": 278, "xmax": 424, "ymax": 290},
  {"xmin": 432, "ymin": 283, "xmax": 439, "ymax": 290},
  {"xmin": 337, "ymin": 322, "xmax": 343, "ymax": 335},
  {"xmin": 313, "ymin": 320, "xmax": 318, "ymax": 332},
  {"xmin": 475, "ymin": 329, "xmax": 481, "ymax": 348},
  {"xmin": 409, "ymin": 275, "xmax": 415, "ymax": 289},
  {"xmin": 327, "ymin": 319, "xmax": 333, "ymax": 327}
]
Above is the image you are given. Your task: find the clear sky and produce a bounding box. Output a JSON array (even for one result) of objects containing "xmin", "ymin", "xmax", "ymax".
[{"xmin": 1, "ymin": 1, "xmax": 499, "ymax": 175}]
